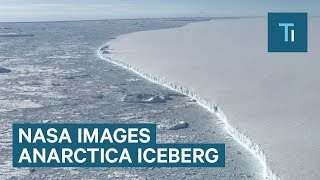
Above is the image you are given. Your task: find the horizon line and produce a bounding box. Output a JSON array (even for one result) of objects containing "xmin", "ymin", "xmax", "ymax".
[{"xmin": 0, "ymin": 16, "xmax": 267, "ymax": 23}]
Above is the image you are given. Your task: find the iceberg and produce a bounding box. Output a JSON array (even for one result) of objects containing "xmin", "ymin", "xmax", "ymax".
[{"xmin": 100, "ymin": 17, "xmax": 320, "ymax": 179}]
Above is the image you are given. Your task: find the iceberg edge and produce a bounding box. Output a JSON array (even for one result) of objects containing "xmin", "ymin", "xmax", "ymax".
[{"xmin": 98, "ymin": 46, "xmax": 279, "ymax": 180}]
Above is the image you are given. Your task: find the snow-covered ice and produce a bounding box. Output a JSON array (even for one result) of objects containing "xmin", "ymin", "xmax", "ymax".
[{"xmin": 104, "ymin": 17, "xmax": 320, "ymax": 179}]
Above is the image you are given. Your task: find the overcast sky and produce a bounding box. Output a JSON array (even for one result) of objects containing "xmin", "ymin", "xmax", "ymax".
[{"xmin": 0, "ymin": 0, "xmax": 319, "ymax": 22}]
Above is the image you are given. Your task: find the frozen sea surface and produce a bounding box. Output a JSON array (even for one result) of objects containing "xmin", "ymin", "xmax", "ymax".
[{"xmin": 0, "ymin": 18, "xmax": 263, "ymax": 179}]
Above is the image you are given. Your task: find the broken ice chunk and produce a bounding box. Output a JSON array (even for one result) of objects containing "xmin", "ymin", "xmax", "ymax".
[{"xmin": 169, "ymin": 121, "xmax": 189, "ymax": 130}]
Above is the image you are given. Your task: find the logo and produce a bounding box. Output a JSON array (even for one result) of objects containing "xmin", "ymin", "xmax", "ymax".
[{"xmin": 268, "ymin": 13, "xmax": 308, "ymax": 52}]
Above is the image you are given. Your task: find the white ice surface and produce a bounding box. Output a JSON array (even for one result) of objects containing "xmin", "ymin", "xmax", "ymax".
[{"xmin": 105, "ymin": 18, "xmax": 320, "ymax": 179}]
